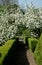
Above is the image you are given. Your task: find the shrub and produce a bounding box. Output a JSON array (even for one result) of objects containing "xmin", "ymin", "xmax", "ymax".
[
  {"xmin": 34, "ymin": 34, "xmax": 42, "ymax": 65},
  {"xmin": 28, "ymin": 38, "xmax": 38, "ymax": 52}
]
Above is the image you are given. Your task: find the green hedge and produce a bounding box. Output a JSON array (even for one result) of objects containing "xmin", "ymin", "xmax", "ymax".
[
  {"xmin": 34, "ymin": 34, "xmax": 42, "ymax": 65},
  {"xmin": 28, "ymin": 38, "xmax": 38, "ymax": 52},
  {"xmin": 0, "ymin": 39, "xmax": 16, "ymax": 65}
]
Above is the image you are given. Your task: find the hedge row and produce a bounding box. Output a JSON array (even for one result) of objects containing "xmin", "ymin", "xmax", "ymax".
[
  {"xmin": 0, "ymin": 39, "xmax": 16, "ymax": 65},
  {"xmin": 28, "ymin": 38, "xmax": 38, "ymax": 52}
]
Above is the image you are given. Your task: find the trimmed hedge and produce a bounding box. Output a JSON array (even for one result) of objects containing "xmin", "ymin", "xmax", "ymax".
[
  {"xmin": 28, "ymin": 38, "xmax": 38, "ymax": 52},
  {"xmin": 34, "ymin": 34, "xmax": 42, "ymax": 65},
  {"xmin": 0, "ymin": 39, "xmax": 16, "ymax": 65}
]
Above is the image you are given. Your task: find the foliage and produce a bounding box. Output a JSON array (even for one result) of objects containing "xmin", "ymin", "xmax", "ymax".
[
  {"xmin": 0, "ymin": 6, "xmax": 6, "ymax": 11},
  {"xmin": 34, "ymin": 34, "xmax": 42, "ymax": 65},
  {"xmin": 22, "ymin": 29, "xmax": 31, "ymax": 37}
]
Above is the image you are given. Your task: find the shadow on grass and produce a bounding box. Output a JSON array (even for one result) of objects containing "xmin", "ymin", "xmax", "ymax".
[{"xmin": 2, "ymin": 39, "xmax": 30, "ymax": 65}]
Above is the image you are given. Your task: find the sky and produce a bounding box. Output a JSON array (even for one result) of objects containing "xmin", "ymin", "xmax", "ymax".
[
  {"xmin": 0, "ymin": 0, "xmax": 42, "ymax": 8},
  {"xmin": 19, "ymin": 0, "xmax": 42, "ymax": 8}
]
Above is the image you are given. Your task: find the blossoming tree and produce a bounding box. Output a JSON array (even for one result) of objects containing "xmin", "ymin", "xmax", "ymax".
[{"xmin": 0, "ymin": 4, "xmax": 42, "ymax": 45}]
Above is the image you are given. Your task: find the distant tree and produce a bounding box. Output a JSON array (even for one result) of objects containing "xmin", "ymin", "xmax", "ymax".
[
  {"xmin": 1, "ymin": 0, "xmax": 18, "ymax": 5},
  {"xmin": 1, "ymin": 0, "xmax": 10, "ymax": 5}
]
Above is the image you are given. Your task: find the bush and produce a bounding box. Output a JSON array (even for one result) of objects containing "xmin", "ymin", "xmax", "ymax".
[
  {"xmin": 34, "ymin": 34, "xmax": 42, "ymax": 65},
  {"xmin": 0, "ymin": 39, "xmax": 16, "ymax": 65},
  {"xmin": 28, "ymin": 38, "xmax": 38, "ymax": 52}
]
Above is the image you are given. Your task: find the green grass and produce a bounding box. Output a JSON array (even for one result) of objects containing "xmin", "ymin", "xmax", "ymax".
[
  {"xmin": 0, "ymin": 39, "xmax": 15, "ymax": 65},
  {"xmin": 28, "ymin": 38, "xmax": 38, "ymax": 52},
  {"xmin": 34, "ymin": 34, "xmax": 42, "ymax": 65}
]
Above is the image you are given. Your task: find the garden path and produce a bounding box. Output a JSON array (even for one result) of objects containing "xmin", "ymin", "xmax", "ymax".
[{"xmin": 15, "ymin": 41, "xmax": 37, "ymax": 65}]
